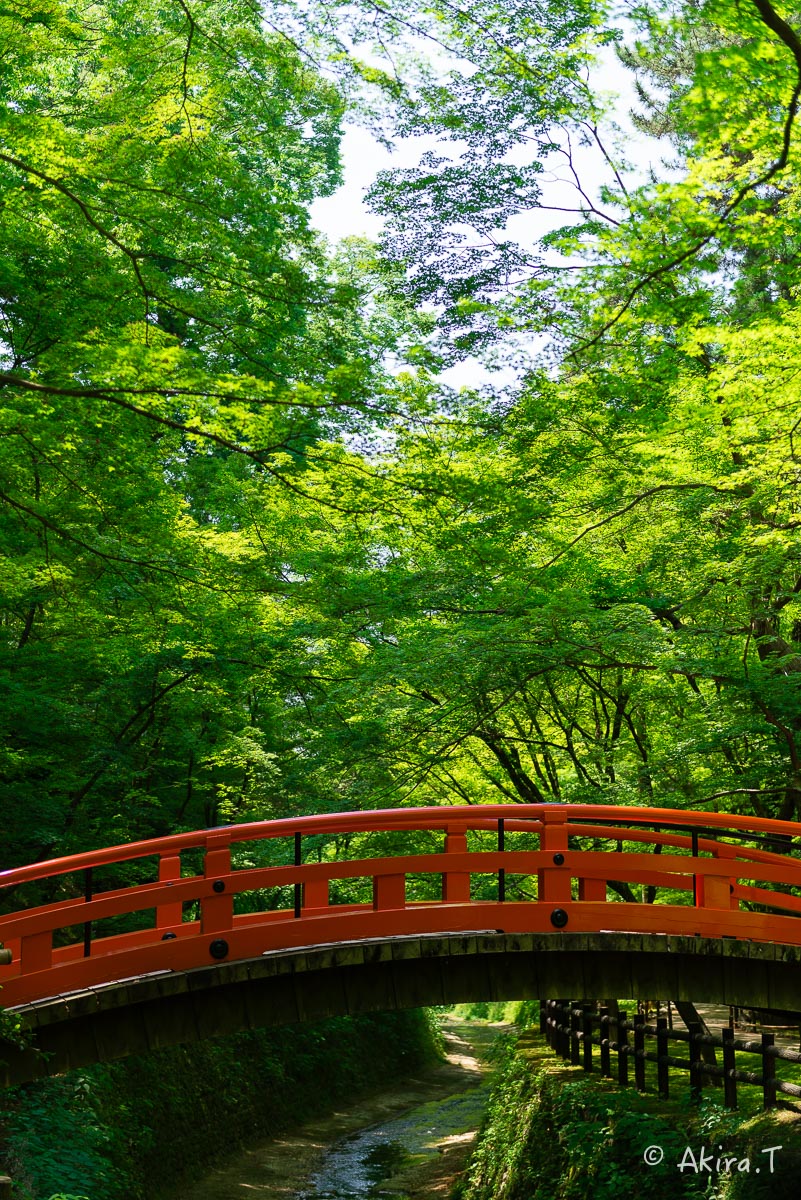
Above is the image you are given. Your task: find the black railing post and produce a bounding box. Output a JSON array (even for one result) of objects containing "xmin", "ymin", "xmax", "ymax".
[
  {"xmin": 762, "ymin": 1032, "xmax": 777, "ymax": 1109},
  {"xmin": 600, "ymin": 1005, "xmax": 611, "ymax": 1077},
  {"xmin": 570, "ymin": 1004, "xmax": 581, "ymax": 1065},
  {"xmin": 656, "ymin": 1016, "xmax": 669, "ymax": 1099},
  {"xmin": 688, "ymin": 1021, "xmax": 703, "ymax": 1103},
  {"xmin": 557, "ymin": 1000, "xmax": 569, "ymax": 1057},
  {"xmin": 582, "ymin": 1005, "xmax": 593, "ymax": 1072},
  {"xmin": 617, "ymin": 1009, "xmax": 629, "ymax": 1087},
  {"xmin": 498, "ymin": 818, "xmax": 505, "ymax": 902},
  {"xmin": 634, "ymin": 1011, "xmax": 646, "ymax": 1091},
  {"xmin": 83, "ymin": 866, "xmax": 93, "ymax": 958},
  {"xmin": 722, "ymin": 1027, "xmax": 738, "ymax": 1110},
  {"xmin": 294, "ymin": 832, "xmax": 302, "ymax": 919}
]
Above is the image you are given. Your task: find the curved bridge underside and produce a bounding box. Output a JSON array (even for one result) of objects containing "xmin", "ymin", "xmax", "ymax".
[{"xmin": 5, "ymin": 931, "xmax": 801, "ymax": 1087}]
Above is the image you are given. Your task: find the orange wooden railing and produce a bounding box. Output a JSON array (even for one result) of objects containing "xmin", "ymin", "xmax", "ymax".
[{"xmin": 1, "ymin": 804, "xmax": 801, "ymax": 1009}]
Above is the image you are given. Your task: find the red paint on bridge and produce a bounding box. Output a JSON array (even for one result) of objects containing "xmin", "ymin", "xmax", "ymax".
[{"xmin": 1, "ymin": 804, "xmax": 800, "ymax": 1009}]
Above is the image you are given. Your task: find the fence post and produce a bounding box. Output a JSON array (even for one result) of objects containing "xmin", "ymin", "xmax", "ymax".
[
  {"xmin": 552, "ymin": 1000, "xmax": 563, "ymax": 1057},
  {"xmin": 600, "ymin": 1005, "xmax": 611, "ymax": 1077},
  {"xmin": 656, "ymin": 1016, "xmax": 669, "ymax": 1099},
  {"xmin": 722, "ymin": 1027, "xmax": 737, "ymax": 1110},
  {"xmin": 617, "ymin": 1009, "xmax": 629, "ymax": 1087},
  {"xmin": 0, "ymin": 1176, "xmax": 12, "ymax": 1199},
  {"xmin": 762, "ymin": 1033, "xmax": 777, "ymax": 1109},
  {"xmin": 582, "ymin": 1004, "xmax": 593, "ymax": 1072},
  {"xmin": 558, "ymin": 1000, "xmax": 570, "ymax": 1058},
  {"xmin": 570, "ymin": 1004, "xmax": 581, "ymax": 1065},
  {"xmin": 634, "ymin": 1011, "xmax": 646, "ymax": 1092},
  {"xmin": 688, "ymin": 1022, "xmax": 703, "ymax": 1103}
]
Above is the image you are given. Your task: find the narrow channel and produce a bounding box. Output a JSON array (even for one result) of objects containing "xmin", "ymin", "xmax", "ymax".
[{"xmin": 171, "ymin": 1017, "xmax": 507, "ymax": 1200}]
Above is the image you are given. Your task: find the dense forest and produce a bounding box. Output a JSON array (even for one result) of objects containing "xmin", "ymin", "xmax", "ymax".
[{"xmin": 2, "ymin": 0, "xmax": 801, "ymax": 877}]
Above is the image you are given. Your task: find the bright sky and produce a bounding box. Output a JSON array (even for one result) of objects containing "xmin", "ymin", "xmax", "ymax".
[{"xmin": 308, "ymin": 43, "xmax": 667, "ymax": 387}]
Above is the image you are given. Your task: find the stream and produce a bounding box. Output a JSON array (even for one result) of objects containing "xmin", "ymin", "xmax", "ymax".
[
  {"xmin": 171, "ymin": 1018, "xmax": 507, "ymax": 1200},
  {"xmin": 296, "ymin": 1077, "xmax": 490, "ymax": 1198}
]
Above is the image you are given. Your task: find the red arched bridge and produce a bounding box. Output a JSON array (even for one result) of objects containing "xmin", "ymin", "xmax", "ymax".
[{"xmin": 2, "ymin": 804, "xmax": 801, "ymax": 1085}]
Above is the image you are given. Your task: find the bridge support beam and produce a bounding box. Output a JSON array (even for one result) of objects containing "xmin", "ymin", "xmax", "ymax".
[{"xmin": 4, "ymin": 932, "xmax": 801, "ymax": 1088}]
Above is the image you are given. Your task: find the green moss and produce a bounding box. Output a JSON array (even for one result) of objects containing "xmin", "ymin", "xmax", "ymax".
[
  {"xmin": 0, "ymin": 1010, "xmax": 440, "ymax": 1200},
  {"xmin": 457, "ymin": 1035, "xmax": 801, "ymax": 1200}
]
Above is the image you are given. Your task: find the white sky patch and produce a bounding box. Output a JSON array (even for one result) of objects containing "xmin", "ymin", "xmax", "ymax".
[{"xmin": 309, "ymin": 39, "xmax": 672, "ymax": 388}]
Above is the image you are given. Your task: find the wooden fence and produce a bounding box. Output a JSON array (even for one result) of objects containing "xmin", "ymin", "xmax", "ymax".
[{"xmin": 541, "ymin": 999, "xmax": 801, "ymax": 1111}]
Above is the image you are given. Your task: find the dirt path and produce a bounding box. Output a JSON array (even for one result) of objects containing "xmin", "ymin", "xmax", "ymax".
[{"xmin": 169, "ymin": 1017, "xmax": 506, "ymax": 1199}]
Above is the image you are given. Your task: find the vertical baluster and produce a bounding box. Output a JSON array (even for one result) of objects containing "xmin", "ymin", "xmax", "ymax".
[
  {"xmin": 294, "ymin": 832, "xmax": 302, "ymax": 919},
  {"xmin": 538, "ymin": 809, "xmax": 570, "ymax": 904},
  {"xmin": 157, "ymin": 854, "xmax": 183, "ymax": 930},
  {"xmin": 201, "ymin": 833, "xmax": 233, "ymax": 935},
  {"xmin": 83, "ymin": 866, "xmax": 93, "ymax": 958},
  {"xmin": 373, "ymin": 873, "xmax": 406, "ymax": 910},
  {"xmin": 498, "ymin": 818, "xmax": 505, "ymax": 903},
  {"xmin": 20, "ymin": 932, "xmax": 52, "ymax": 975},
  {"xmin": 442, "ymin": 826, "xmax": 470, "ymax": 902}
]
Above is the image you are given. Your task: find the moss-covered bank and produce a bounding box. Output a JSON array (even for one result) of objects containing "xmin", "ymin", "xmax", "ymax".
[
  {"xmin": 456, "ymin": 1025, "xmax": 801, "ymax": 1200},
  {"xmin": 0, "ymin": 1009, "xmax": 440, "ymax": 1200}
]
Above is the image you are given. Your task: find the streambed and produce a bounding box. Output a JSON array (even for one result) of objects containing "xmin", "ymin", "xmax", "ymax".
[
  {"xmin": 297, "ymin": 1077, "xmax": 491, "ymax": 1198},
  {"xmin": 170, "ymin": 1018, "xmax": 507, "ymax": 1200}
]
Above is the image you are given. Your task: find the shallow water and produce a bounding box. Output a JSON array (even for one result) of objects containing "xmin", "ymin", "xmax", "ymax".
[{"xmin": 296, "ymin": 1085, "xmax": 490, "ymax": 1198}]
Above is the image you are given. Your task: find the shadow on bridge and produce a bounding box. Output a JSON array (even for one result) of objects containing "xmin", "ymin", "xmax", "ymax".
[{"xmin": 5, "ymin": 930, "xmax": 801, "ymax": 1087}]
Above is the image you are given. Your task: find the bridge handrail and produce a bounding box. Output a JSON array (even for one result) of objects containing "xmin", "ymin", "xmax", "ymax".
[
  {"xmin": 3, "ymin": 803, "xmax": 801, "ymax": 1010},
  {"xmin": 2, "ymin": 803, "xmax": 800, "ymax": 890}
]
